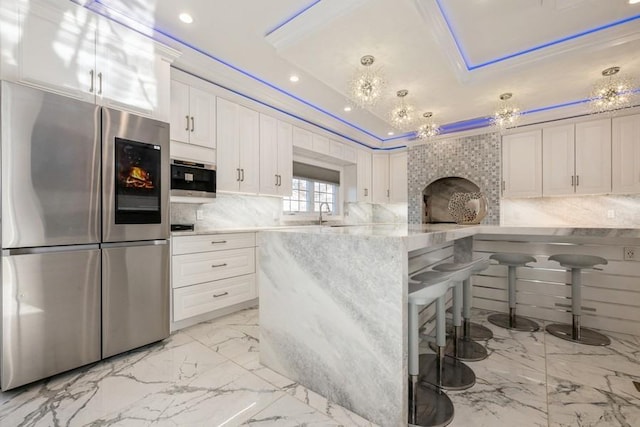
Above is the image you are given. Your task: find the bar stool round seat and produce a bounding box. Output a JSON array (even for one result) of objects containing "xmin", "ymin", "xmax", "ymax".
[
  {"xmin": 428, "ymin": 259, "xmax": 491, "ymax": 362},
  {"xmin": 545, "ymin": 254, "xmax": 610, "ymax": 346},
  {"xmin": 408, "ymin": 271, "xmax": 456, "ymax": 426},
  {"xmin": 487, "ymin": 253, "xmax": 540, "ymax": 332},
  {"xmin": 411, "ymin": 271, "xmax": 476, "ymax": 391}
]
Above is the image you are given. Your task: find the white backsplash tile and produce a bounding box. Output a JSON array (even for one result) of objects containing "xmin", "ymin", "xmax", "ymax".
[{"xmin": 501, "ymin": 194, "xmax": 640, "ymax": 227}]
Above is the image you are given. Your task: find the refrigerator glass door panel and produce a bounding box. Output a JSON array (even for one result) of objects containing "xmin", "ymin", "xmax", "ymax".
[
  {"xmin": 1, "ymin": 247, "xmax": 101, "ymax": 390},
  {"xmin": 102, "ymin": 108, "xmax": 169, "ymax": 242},
  {"xmin": 102, "ymin": 240, "xmax": 169, "ymax": 358},
  {"xmin": 115, "ymin": 137, "xmax": 161, "ymax": 224},
  {"xmin": 1, "ymin": 82, "xmax": 100, "ymax": 248}
]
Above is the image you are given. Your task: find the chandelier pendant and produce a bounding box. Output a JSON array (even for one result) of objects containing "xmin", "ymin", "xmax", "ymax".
[
  {"xmin": 389, "ymin": 89, "xmax": 415, "ymax": 130},
  {"xmin": 416, "ymin": 112, "xmax": 440, "ymax": 140},
  {"xmin": 589, "ymin": 66, "xmax": 636, "ymax": 114},
  {"xmin": 348, "ymin": 55, "xmax": 385, "ymax": 108},
  {"xmin": 491, "ymin": 92, "xmax": 521, "ymax": 132}
]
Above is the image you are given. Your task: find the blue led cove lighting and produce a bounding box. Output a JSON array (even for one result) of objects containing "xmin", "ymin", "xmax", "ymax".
[
  {"xmin": 434, "ymin": 0, "xmax": 640, "ymax": 70},
  {"xmin": 265, "ymin": 0, "xmax": 322, "ymax": 36}
]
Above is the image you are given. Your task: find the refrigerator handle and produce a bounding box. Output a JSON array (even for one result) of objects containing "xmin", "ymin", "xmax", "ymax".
[
  {"xmin": 3, "ymin": 244, "xmax": 100, "ymax": 256},
  {"xmin": 101, "ymin": 240, "xmax": 168, "ymax": 249}
]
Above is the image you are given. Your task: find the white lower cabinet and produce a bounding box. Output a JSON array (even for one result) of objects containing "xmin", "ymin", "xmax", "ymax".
[{"xmin": 171, "ymin": 233, "xmax": 257, "ymax": 325}]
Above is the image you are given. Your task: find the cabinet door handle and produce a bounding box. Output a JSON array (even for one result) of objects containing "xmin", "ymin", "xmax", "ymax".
[
  {"xmin": 387, "ymin": 189, "xmax": 390, "ymax": 198},
  {"xmin": 97, "ymin": 72, "xmax": 103, "ymax": 95},
  {"xmin": 211, "ymin": 263, "xmax": 227, "ymax": 268},
  {"xmin": 185, "ymin": 115, "xmax": 190, "ymax": 131},
  {"xmin": 213, "ymin": 292, "xmax": 229, "ymax": 298},
  {"xmin": 576, "ymin": 175, "xmax": 579, "ymax": 186},
  {"xmin": 89, "ymin": 70, "xmax": 94, "ymax": 93},
  {"xmin": 210, "ymin": 240, "xmax": 227, "ymax": 244},
  {"xmin": 191, "ymin": 116, "xmax": 195, "ymax": 132},
  {"xmin": 278, "ymin": 174, "xmax": 281, "ymax": 186},
  {"xmin": 275, "ymin": 174, "xmax": 279, "ymax": 186},
  {"xmin": 236, "ymin": 168, "xmax": 241, "ymax": 182},
  {"xmin": 364, "ymin": 188, "xmax": 368, "ymax": 197},
  {"xmin": 571, "ymin": 175, "xmax": 575, "ymax": 187},
  {"xmin": 240, "ymin": 169, "xmax": 245, "ymax": 182}
]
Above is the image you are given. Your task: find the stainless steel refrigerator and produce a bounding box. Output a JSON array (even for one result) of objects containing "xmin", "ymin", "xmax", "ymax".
[{"xmin": 1, "ymin": 81, "xmax": 170, "ymax": 390}]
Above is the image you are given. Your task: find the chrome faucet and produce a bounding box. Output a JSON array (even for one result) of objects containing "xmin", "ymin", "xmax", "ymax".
[{"xmin": 318, "ymin": 202, "xmax": 331, "ymax": 225}]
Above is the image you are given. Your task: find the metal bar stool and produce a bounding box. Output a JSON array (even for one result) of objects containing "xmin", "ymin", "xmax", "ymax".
[
  {"xmin": 487, "ymin": 253, "xmax": 540, "ymax": 332},
  {"xmin": 408, "ymin": 271, "xmax": 455, "ymax": 426},
  {"xmin": 431, "ymin": 258, "xmax": 491, "ymax": 361},
  {"xmin": 546, "ymin": 254, "xmax": 610, "ymax": 346},
  {"xmin": 411, "ymin": 271, "xmax": 476, "ymax": 391}
]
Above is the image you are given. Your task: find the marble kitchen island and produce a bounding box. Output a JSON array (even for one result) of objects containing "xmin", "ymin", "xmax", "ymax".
[{"xmin": 256, "ymin": 224, "xmax": 640, "ymax": 427}]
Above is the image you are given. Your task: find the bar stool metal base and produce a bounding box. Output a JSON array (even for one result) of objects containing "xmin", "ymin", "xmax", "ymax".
[
  {"xmin": 409, "ymin": 380, "xmax": 455, "ymax": 427},
  {"xmin": 429, "ymin": 338, "xmax": 488, "ymax": 362},
  {"xmin": 447, "ymin": 320, "xmax": 494, "ymax": 341},
  {"xmin": 487, "ymin": 313, "xmax": 540, "ymax": 332},
  {"xmin": 546, "ymin": 323, "xmax": 611, "ymax": 346},
  {"xmin": 419, "ymin": 354, "xmax": 476, "ymax": 391}
]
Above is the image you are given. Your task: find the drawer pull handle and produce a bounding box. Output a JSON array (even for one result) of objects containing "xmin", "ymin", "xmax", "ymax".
[
  {"xmin": 211, "ymin": 263, "xmax": 227, "ymax": 268},
  {"xmin": 211, "ymin": 240, "xmax": 227, "ymax": 244},
  {"xmin": 213, "ymin": 292, "xmax": 229, "ymax": 298}
]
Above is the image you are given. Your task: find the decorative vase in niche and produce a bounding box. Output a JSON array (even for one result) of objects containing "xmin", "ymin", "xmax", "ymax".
[{"xmin": 448, "ymin": 192, "xmax": 488, "ymax": 224}]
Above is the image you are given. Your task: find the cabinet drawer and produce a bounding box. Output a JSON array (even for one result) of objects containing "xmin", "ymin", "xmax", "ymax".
[
  {"xmin": 172, "ymin": 233, "xmax": 256, "ymax": 255},
  {"xmin": 173, "ymin": 274, "xmax": 256, "ymax": 321},
  {"xmin": 172, "ymin": 247, "xmax": 255, "ymax": 288}
]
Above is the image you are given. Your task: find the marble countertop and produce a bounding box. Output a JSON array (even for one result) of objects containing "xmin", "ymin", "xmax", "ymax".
[{"xmin": 258, "ymin": 224, "xmax": 640, "ymax": 251}]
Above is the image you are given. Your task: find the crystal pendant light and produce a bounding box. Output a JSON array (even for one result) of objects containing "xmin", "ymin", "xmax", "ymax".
[
  {"xmin": 589, "ymin": 66, "xmax": 636, "ymax": 114},
  {"xmin": 491, "ymin": 92, "xmax": 520, "ymax": 132},
  {"xmin": 389, "ymin": 89, "xmax": 415, "ymax": 130},
  {"xmin": 415, "ymin": 112, "xmax": 440, "ymax": 140},
  {"xmin": 348, "ymin": 55, "xmax": 385, "ymax": 108}
]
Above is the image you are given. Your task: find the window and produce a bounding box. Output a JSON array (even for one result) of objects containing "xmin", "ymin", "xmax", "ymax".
[
  {"xmin": 283, "ymin": 177, "xmax": 339, "ymax": 214},
  {"xmin": 283, "ymin": 162, "xmax": 340, "ymax": 215}
]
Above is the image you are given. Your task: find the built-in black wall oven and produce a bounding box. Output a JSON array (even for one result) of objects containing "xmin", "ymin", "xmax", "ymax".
[{"xmin": 170, "ymin": 159, "xmax": 216, "ymax": 199}]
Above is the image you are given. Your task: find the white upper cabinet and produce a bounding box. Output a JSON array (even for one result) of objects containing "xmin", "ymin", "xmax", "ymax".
[
  {"xmin": 292, "ymin": 126, "xmax": 313, "ymax": 150},
  {"xmin": 259, "ymin": 114, "xmax": 292, "ymax": 196},
  {"xmin": 170, "ymin": 80, "xmax": 216, "ymax": 149},
  {"xmin": 9, "ymin": 0, "xmax": 177, "ymax": 120},
  {"xmin": 543, "ymin": 125, "xmax": 574, "ymax": 196},
  {"xmin": 372, "ymin": 153, "xmax": 390, "ymax": 204},
  {"xmin": 575, "ymin": 119, "xmax": 611, "ymax": 195},
  {"xmin": 612, "ymin": 114, "xmax": 640, "ymax": 194},
  {"xmin": 389, "ymin": 151, "xmax": 408, "ymax": 203},
  {"xmin": 542, "ymin": 119, "xmax": 611, "ymax": 196},
  {"xmin": 502, "ymin": 130, "xmax": 543, "ymax": 198},
  {"xmin": 216, "ymin": 98, "xmax": 260, "ymax": 194},
  {"xmin": 357, "ymin": 149, "xmax": 372, "ymax": 203}
]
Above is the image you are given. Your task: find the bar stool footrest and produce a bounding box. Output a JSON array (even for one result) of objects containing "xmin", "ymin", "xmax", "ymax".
[
  {"xmin": 419, "ymin": 354, "xmax": 476, "ymax": 391},
  {"xmin": 429, "ymin": 338, "xmax": 488, "ymax": 362},
  {"xmin": 546, "ymin": 323, "xmax": 611, "ymax": 346},
  {"xmin": 487, "ymin": 313, "xmax": 540, "ymax": 332}
]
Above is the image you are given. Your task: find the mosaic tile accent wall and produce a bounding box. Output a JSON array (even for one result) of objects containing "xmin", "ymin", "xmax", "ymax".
[{"xmin": 407, "ymin": 132, "xmax": 501, "ymax": 224}]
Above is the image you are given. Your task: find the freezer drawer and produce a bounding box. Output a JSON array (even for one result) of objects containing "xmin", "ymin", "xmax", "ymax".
[
  {"xmin": 1, "ymin": 247, "xmax": 101, "ymax": 390},
  {"xmin": 102, "ymin": 240, "xmax": 169, "ymax": 358}
]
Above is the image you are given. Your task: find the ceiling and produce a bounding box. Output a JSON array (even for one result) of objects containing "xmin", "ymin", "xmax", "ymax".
[{"xmin": 90, "ymin": 0, "xmax": 640, "ymax": 147}]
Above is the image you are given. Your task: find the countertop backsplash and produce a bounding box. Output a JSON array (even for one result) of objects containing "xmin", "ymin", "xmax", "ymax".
[{"xmin": 501, "ymin": 194, "xmax": 640, "ymax": 227}]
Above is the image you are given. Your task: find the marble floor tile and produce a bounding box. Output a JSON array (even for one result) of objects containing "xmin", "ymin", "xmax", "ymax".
[
  {"xmin": 547, "ymin": 375, "xmax": 640, "ymax": 427},
  {"xmin": 241, "ymin": 394, "xmax": 340, "ymax": 426}
]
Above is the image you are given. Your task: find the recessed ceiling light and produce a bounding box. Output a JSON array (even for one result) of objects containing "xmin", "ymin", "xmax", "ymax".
[
  {"xmin": 343, "ymin": 106, "xmax": 352, "ymax": 112},
  {"xmin": 289, "ymin": 75, "xmax": 299, "ymax": 83},
  {"xmin": 630, "ymin": 0, "xmax": 640, "ymax": 4},
  {"xmin": 179, "ymin": 13, "xmax": 193, "ymax": 24},
  {"xmin": 387, "ymin": 131, "xmax": 394, "ymax": 136}
]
